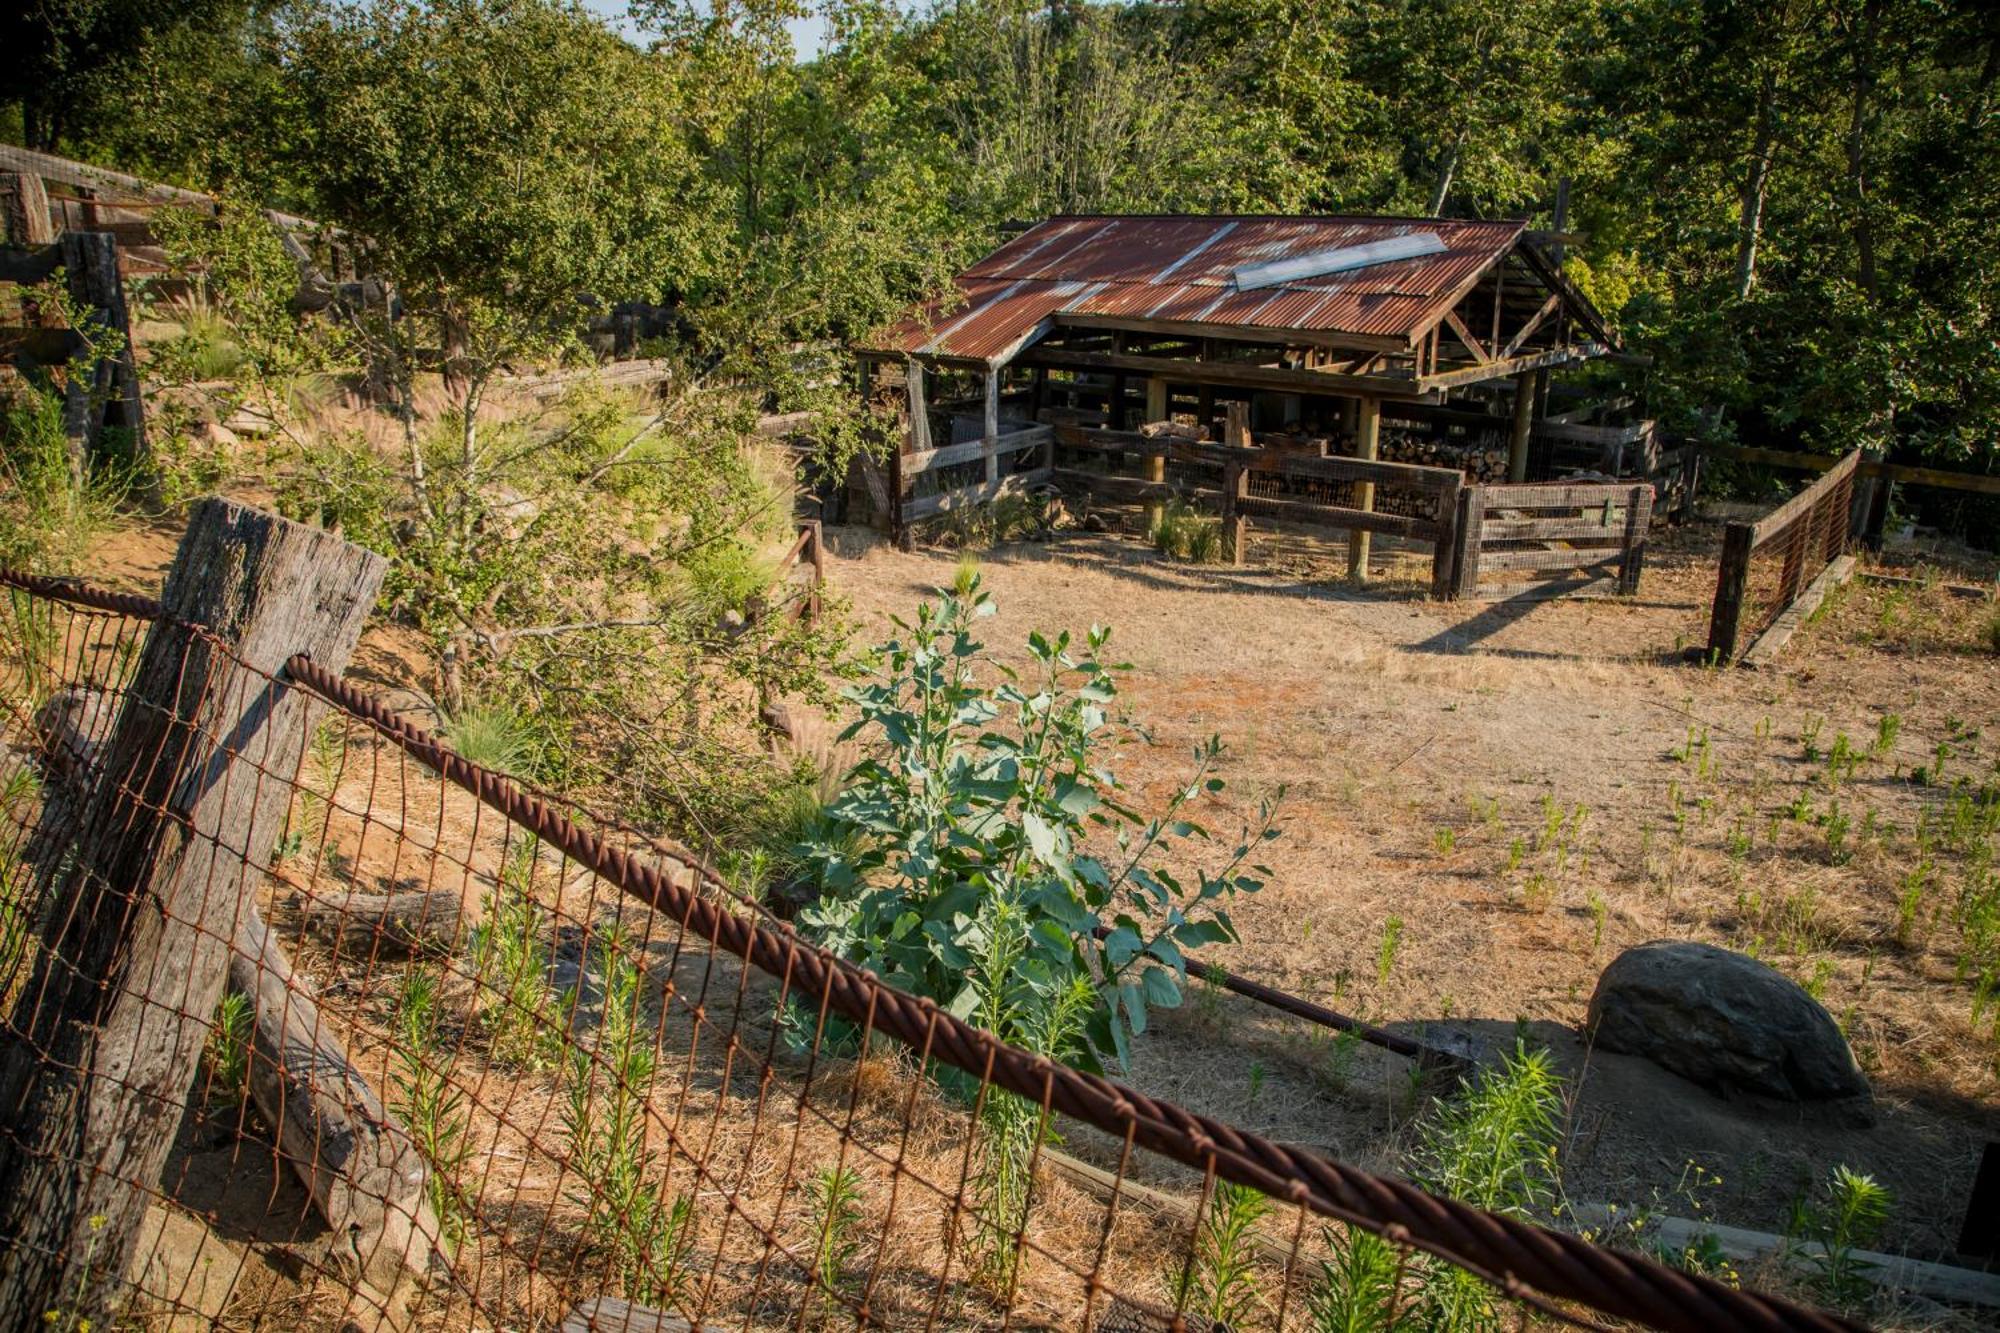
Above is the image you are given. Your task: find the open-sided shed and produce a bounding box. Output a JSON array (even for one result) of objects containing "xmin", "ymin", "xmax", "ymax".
[{"xmin": 852, "ymin": 214, "xmax": 1654, "ymax": 595}]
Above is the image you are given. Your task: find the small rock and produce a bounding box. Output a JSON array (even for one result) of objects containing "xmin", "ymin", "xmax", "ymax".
[
  {"xmin": 1586, "ymin": 940, "xmax": 1872, "ymax": 1109},
  {"xmin": 192, "ymin": 419, "xmax": 241, "ymax": 450}
]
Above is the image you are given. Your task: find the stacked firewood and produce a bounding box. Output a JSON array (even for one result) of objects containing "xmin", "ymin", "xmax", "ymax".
[{"xmin": 1379, "ymin": 429, "xmax": 1511, "ymax": 481}]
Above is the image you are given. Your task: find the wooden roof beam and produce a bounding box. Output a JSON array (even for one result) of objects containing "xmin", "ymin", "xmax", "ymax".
[{"xmin": 1052, "ymin": 313, "xmax": 1410, "ymax": 355}]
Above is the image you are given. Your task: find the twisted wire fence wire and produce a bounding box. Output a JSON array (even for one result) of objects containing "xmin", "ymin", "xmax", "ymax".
[{"xmin": 0, "ymin": 569, "xmax": 1864, "ymax": 1333}]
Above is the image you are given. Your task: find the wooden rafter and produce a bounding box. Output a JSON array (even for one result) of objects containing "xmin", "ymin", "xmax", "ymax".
[
  {"xmin": 1501, "ymin": 293, "xmax": 1563, "ymax": 359},
  {"xmin": 1441, "ymin": 309, "xmax": 1492, "ymax": 364}
]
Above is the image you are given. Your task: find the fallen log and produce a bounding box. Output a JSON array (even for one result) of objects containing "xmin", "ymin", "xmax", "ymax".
[
  {"xmin": 230, "ymin": 907, "xmax": 443, "ymax": 1298},
  {"xmin": 287, "ymin": 879, "xmax": 465, "ymax": 956}
]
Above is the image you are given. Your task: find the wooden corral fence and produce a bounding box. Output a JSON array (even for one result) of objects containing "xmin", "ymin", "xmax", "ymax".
[
  {"xmin": 892, "ymin": 422, "xmax": 1056, "ymax": 533},
  {"xmin": 1453, "ymin": 480, "xmax": 1653, "ymax": 599},
  {"xmin": 766, "ymin": 519, "xmax": 826, "ymax": 625},
  {"xmin": 1707, "ymin": 449, "xmax": 1863, "ymax": 664},
  {"xmin": 1049, "ymin": 417, "xmax": 1468, "ymax": 599},
  {"xmin": 0, "ymin": 230, "xmax": 147, "ymax": 464}
]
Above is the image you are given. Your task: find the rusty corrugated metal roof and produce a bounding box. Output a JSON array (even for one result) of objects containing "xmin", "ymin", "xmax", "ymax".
[{"xmin": 866, "ymin": 215, "xmax": 1529, "ymax": 366}]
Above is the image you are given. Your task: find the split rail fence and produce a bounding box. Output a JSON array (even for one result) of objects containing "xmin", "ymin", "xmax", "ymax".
[
  {"xmin": 0, "ymin": 500, "xmax": 1860, "ymax": 1333},
  {"xmin": 1706, "ymin": 450, "xmax": 1862, "ymax": 663}
]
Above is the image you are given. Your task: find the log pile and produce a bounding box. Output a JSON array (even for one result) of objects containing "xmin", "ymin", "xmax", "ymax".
[{"xmin": 1379, "ymin": 429, "xmax": 1511, "ymax": 481}]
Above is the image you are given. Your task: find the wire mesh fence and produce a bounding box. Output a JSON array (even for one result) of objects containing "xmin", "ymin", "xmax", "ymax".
[
  {"xmin": 0, "ymin": 559, "xmax": 1862, "ymax": 1333},
  {"xmin": 1707, "ymin": 451, "xmax": 1861, "ymax": 662}
]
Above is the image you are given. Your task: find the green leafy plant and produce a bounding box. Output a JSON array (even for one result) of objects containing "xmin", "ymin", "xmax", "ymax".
[
  {"xmin": 799, "ymin": 576, "xmax": 1275, "ymax": 1072},
  {"xmin": 440, "ymin": 698, "xmax": 543, "ymax": 780},
  {"xmin": 802, "ymin": 1166, "xmax": 866, "ymax": 1324},
  {"xmin": 1375, "ymin": 916, "xmax": 1403, "ymax": 987},
  {"xmin": 204, "ymin": 990, "xmax": 254, "ymax": 1103},
  {"xmin": 1307, "ymin": 1225, "xmax": 1401, "ymax": 1333},
  {"xmin": 391, "ymin": 965, "xmax": 474, "ymax": 1250},
  {"xmin": 1165, "ymin": 1179, "xmax": 1270, "ymax": 1330},
  {"xmin": 1408, "ymin": 1042, "xmax": 1563, "ymax": 1333},
  {"xmin": 471, "ymin": 839, "xmax": 556, "ymax": 1067},
  {"xmin": 562, "ymin": 925, "xmax": 696, "ymax": 1304},
  {"xmin": 1788, "ymin": 1166, "xmax": 1891, "ymax": 1307}
]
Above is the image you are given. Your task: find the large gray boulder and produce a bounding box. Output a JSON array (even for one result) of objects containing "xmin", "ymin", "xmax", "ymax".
[{"xmin": 1586, "ymin": 940, "xmax": 1871, "ymax": 1106}]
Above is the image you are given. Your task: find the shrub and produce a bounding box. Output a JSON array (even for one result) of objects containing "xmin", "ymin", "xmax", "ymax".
[
  {"xmin": 798, "ymin": 574, "xmax": 1277, "ymax": 1071},
  {"xmin": 1150, "ymin": 496, "xmax": 1223, "ymax": 562}
]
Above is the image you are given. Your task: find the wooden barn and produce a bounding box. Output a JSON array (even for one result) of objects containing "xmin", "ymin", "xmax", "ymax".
[{"xmin": 853, "ymin": 214, "xmax": 1679, "ymax": 597}]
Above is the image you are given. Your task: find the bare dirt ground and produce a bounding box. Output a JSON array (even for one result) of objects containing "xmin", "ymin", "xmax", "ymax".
[{"xmin": 824, "ymin": 513, "xmax": 2000, "ymax": 1268}]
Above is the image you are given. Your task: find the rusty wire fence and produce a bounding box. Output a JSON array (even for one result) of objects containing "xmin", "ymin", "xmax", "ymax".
[
  {"xmin": 1706, "ymin": 451, "xmax": 1861, "ymax": 661},
  {"xmin": 0, "ymin": 565, "xmax": 1862, "ymax": 1333}
]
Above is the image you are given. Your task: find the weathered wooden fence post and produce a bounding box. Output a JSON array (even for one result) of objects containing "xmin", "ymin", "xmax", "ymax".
[
  {"xmin": 1707, "ymin": 521, "xmax": 1754, "ymax": 662},
  {"xmin": 58, "ymin": 230, "xmax": 148, "ymax": 480},
  {"xmin": 1453, "ymin": 486, "xmax": 1487, "ymax": 599},
  {"xmin": 1346, "ymin": 396, "xmax": 1381, "ymax": 581},
  {"xmin": 1430, "ymin": 472, "xmax": 1465, "ymax": 600},
  {"xmin": 0, "ymin": 498, "xmax": 385, "ymax": 1329},
  {"xmin": 1618, "ymin": 484, "xmax": 1654, "ymax": 595}
]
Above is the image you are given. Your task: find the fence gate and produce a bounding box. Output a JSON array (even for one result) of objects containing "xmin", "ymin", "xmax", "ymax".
[{"xmin": 1452, "ymin": 480, "xmax": 1654, "ymax": 598}]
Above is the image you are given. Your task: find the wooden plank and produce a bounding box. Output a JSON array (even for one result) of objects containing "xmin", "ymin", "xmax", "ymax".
[
  {"xmin": 1235, "ymin": 494, "xmax": 1435, "ymax": 540},
  {"xmin": 1474, "ymin": 547, "xmax": 1624, "ymax": 574},
  {"xmin": 1749, "ymin": 449, "xmax": 1862, "ymax": 544},
  {"xmin": 1477, "ymin": 482, "xmax": 1645, "ymax": 508},
  {"xmin": 903, "ymin": 426, "xmax": 1050, "ymax": 475},
  {"xmin": 1708, "ymin": 522, "xmax": 1754, "ymax": 661},
  {"xmin": 1741, "ymin": 554, "xmax": 1857, "ymax": 667},
  {"xmin": 1479, "ymin": 515, "xmax": 1628, "ymax": 542},
  {"xmin": 902, "ymin": 467, "xmax": 1052, "ymax": 520},
  {"xmin": 1699, "ymin": 442, "xmax": 2000, "ymax": 500},
  {"xmin": 1022, "ymin": 345, "xmax": 1430, "ymax": 400},
  {"xmin": 1053, "ymin": 311, "xmax": 1410, "ymax": 355},
  {"xmin": 1456, "ymin": 486, "xmax": 1488, "ymax": 592},
  {"xmin": 1053, "ymin": 425, "xmax": 1461, "ymax": 493},
  {"xmin": 1419, "ymin": 344, "xmax": 1591, "ymax": 394},
  {"xmin": 0, "ymin": 499, "xmax": 387, "ymax": 1322},
  {"xmin": 1567, "ymin": 1205, "xmax": 2000, "ymax": 1311}
]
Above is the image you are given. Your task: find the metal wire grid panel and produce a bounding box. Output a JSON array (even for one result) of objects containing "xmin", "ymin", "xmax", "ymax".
[
  {"xmin": 0, "ymin": 571, "xmax": 1860, "ymax": 1333},
  {"xmin": 1707, "ymin": 453, "xmax": 1861, "ymax": 661}
]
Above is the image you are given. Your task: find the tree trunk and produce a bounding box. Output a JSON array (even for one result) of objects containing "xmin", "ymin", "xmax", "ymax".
[
  {"xmin": 0, "ymin": 500, "xmax": 386, "ymax": 1330},
  {"xmin": 1428, "ymin": 129, "xmax": 1465, "ymax": 216},
  {"xmin": 1845, "ymin": 1, "xmax": 1883, "ymax": 303},
  {"xmin": 1734, "ymin": 69, "xmax": 1779, "ymax": 299}
]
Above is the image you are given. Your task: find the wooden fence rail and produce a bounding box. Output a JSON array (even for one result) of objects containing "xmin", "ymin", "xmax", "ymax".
[
  {"xmin": 1706, "ymin": 449, "xmax": 1863, "ymax": 662},
  {"xmin": 895, "ymin": 423, "xmax": 1054, "ymax": 535},
  {"xmin": 1050, "ymin": 423, "xmax": 1466, "ymax": 598}
]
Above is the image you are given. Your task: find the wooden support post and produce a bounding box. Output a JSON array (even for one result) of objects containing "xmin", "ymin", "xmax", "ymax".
[
  {"xmin": 1431, "ymin": 472, "xmax": 1464, "ymax": 600},
  {"xmin": 1222, "ymin": 401, "xmax": 1251, "ymax": 564},
  {"xmin": 1222, "ymin": 459, "xmax": 1248, "ymax": 567},
  {"xmin": 1347, "ymin": 396, "xmax": 1380, "ymax": 581},
  {"xmin": 1508, "ymin": 370, "xmax": 1535, "ymax": 483},
  {"xmin": 1618, "ymin": 485, "xmax": 1654, "ymax": 595},
  {"xmin": 897, "ymin": 361, "xmax": 924, "ymax": 550},
  {"xmin": 1143, "ymin": 377, "xmax": 1169, "ymax": 530},
  {"xmin": 1861, "ymin": 475, "xmax": 1892, "ymax": 551},
  {"xmin": 59, "ymin": 231, "xmax": 147, "ymax": 477},
  {"xmin": 0, "ymin": 499, "xmax": 386, "ymax": 1325},
  {"xmin": 1454, "ymin": 486, "xmax": 1486, "ymax": 598},
  {"xmin": 1708, "ymin": 521, "xmax": 1754, "ymax": 662},
  {"xmin": 1196, "ymin": 384, "xmax": 1214, "ymax": 436},
  {"xmin": 0, "ymin": 172, "xmax": 53, "ymax": 246},
  {"xmin": 983, "ymin": 369, "xmax": 1002, "ymax": 485}
]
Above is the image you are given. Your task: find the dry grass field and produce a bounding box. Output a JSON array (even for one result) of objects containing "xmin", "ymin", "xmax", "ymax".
[{"xmin": 828, "ymin": 515, "xmax": 2000, "ymax": 1265}]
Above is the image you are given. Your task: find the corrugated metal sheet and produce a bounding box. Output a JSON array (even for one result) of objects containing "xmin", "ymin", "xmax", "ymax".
[{"xmin": 868, "ymin": 215, "xmax": 1527, "ymax": 365}]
